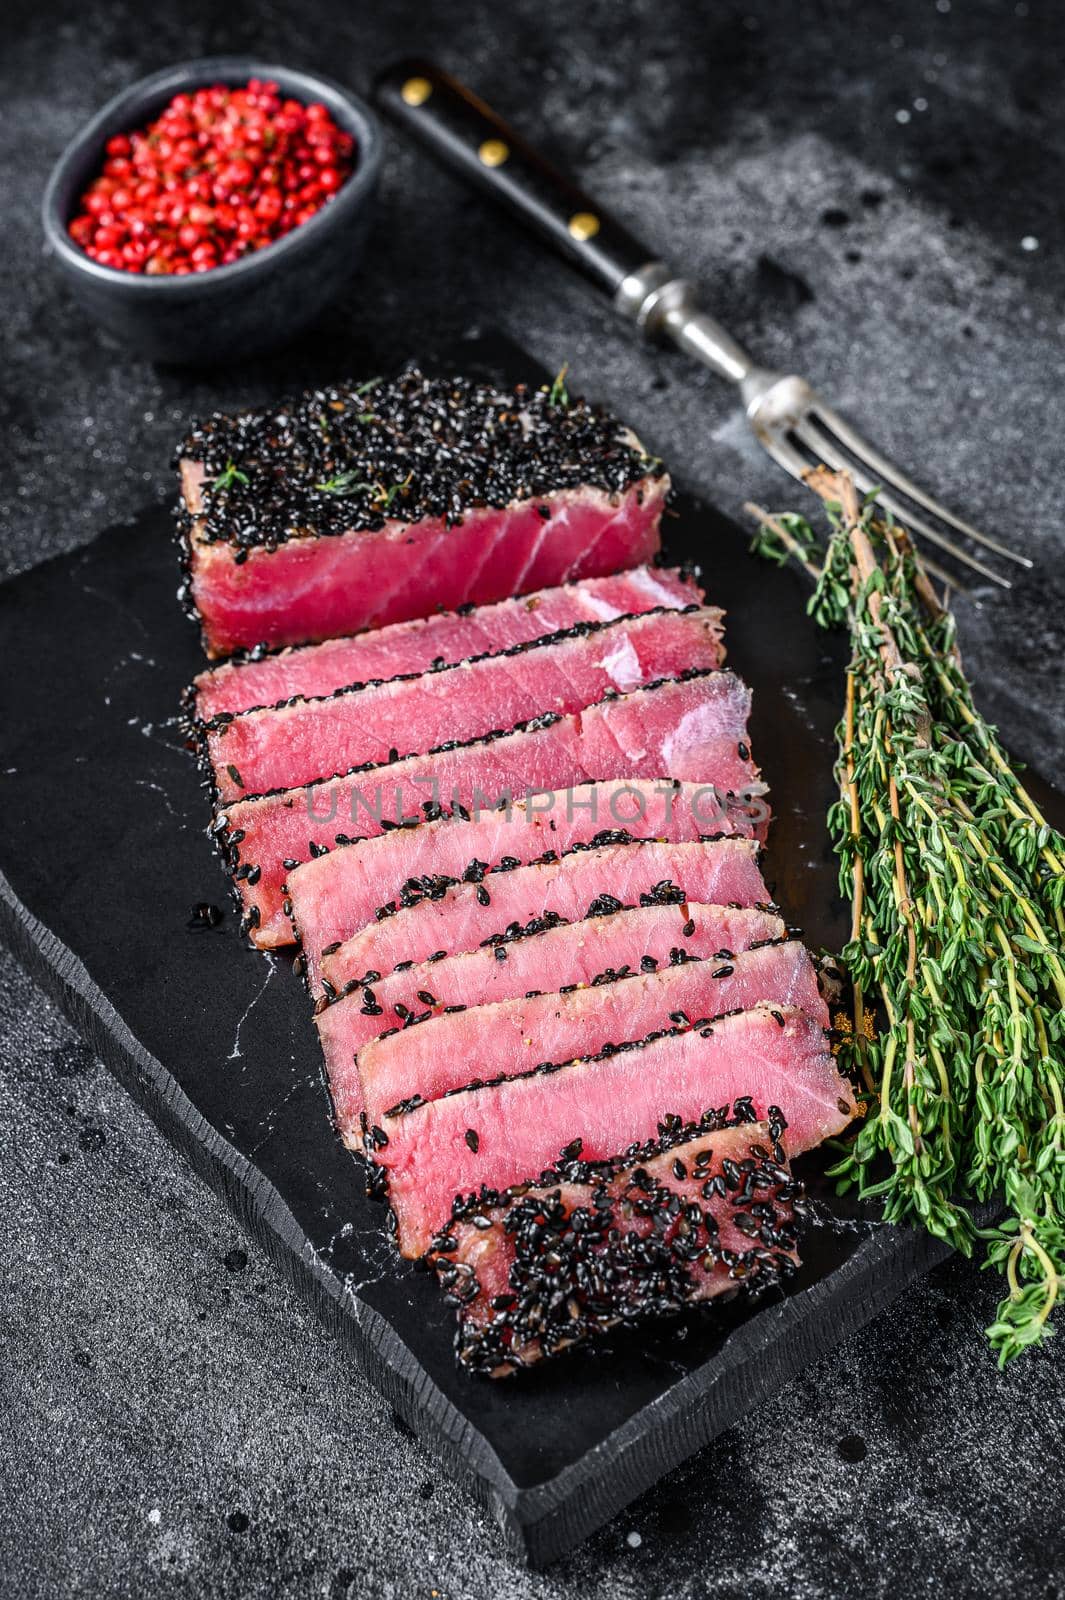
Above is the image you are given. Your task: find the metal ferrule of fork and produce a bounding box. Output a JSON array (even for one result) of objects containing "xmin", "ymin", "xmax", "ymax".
[{"xmin": 376, "ymin": 62, "xmax": 1030, "ymax": 594}]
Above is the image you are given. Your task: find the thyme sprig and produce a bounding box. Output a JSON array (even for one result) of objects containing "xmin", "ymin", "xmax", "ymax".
[
  {"xmin": 748, "ymin": 472, "xmax": 1065, "ymax": 1363},
  {"xmin": 312, "ymin": 469, "xmax": 413, "ymax": 508},
  {"xmin": 547, "ymin": 362, "xmax": 570, "ymax": 409},
  {"xmin": 313, "ymin": 470, "xmax": 374, "ymax": 496},
  {"xmin": 210, "ymin": 459, "xmax": 249, "ymax": 493}
]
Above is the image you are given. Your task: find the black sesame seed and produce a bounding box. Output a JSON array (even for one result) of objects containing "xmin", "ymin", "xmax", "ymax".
[
  {"xmin": 187, "ymin": 901, "xmax": 223, "ymax": 932},
  {"xmin": 179, "ymin": 372, "xmax": 661, "ymax": 556}
]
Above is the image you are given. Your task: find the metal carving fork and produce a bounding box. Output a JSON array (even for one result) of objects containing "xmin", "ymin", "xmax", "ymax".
[{"xmin": 376, "ymin": 60, "xmax": 1029, "ymax": 590}]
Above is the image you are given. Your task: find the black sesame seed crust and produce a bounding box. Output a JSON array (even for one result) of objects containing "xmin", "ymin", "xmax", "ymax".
[
  {"xmin": 205, "ymin": 665, "xmax": 768, "ymax": 943},
  {"xmin": 211, "ymin": 667, "xmax": 758, "ymax": 812},
  {"xmin": 377, "ymin": 1005, "xmax": 775, "ymax": 1121},
  {"xmin": 423, "ymin": 1103, "xmax": 801, "ymax": 1376},
  {"xmin": 194, "ymin": 604, "xmax": 707, "ymax": 735},
  {"xmin": 312, "ymin": 881, "xmax": 771, "ymax": 1002},
  {"xmin": 364, "ymin": 842, "xmax": 760, "ymax": 933},
  {"xmin": 177, "ymin": 367, "xmax": 666, "ymax": 554},
  {"xmin": 355, "ymin": 939, "xmax": 795, "ymax": 1049},
  {"xmin": 183, "ymin": 602, "xmax": 708, "ymax": 735},
  {"xmin": 327, "ymin": 867, "xmax": 773, "ymax": 1000}
]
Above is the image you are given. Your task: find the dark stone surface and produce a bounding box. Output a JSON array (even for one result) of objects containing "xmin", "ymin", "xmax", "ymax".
[{"xmin": 2, "ymin": 0, "xmax": 1063, "ymax": 1594}]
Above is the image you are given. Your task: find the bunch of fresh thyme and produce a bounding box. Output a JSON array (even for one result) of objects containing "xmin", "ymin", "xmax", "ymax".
[{"xmin": 748, "ymin": 469, "xmax": 1065, "ymax": 1363}]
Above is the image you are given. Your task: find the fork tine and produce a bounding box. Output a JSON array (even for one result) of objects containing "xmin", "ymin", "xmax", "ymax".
[
  {"xmin": 809, "ymin": 400, "xmax": 1032, "ymax": 569},
  {"xmin": 757, "ymin": 412, "xmax": 995, "ymax": 593},
  {"xmin": 752, "ymin": 425, "xmax": 819, "ymax": 490},
  {"xmin": 909, "ymin": 551, "xmax": 977, "ymax": 604},
  {"xmin": 791, "ymin": 416, "xmax": 1012, "ymax": 589},
  {"xmin": 873, "ymin": 490, "xmax": 1011, "ymax": 590}
]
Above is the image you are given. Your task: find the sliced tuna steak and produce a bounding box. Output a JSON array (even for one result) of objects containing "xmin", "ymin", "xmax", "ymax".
[
  {"xmin": 352, "ymin": 939, "xmax": 822, "ymax": 1135},
  {"xmin": 192, "ymin": 567, "xmax": 702, "ymax": 722},
  {"xmin": 291, "ymin": 778, "xmax": 766, "ymax": 995},
  {"xmin": 374, "ymin": 1004, "xmax": 857, "ymax": 1257},
  {"xmin": 319, "ymin": 837, "xmax": 770, "ymax": 1001},
  {"xmin": 178, "ymin": 370, "xmax": 668, "ymax": 656},
  {"xmin": 317, "ymin": 904, "xmax": 786, "ymax": 1131},
  {"xmin": 206, "ymin": 607, "xmax": 726, "ymax": 802},
  {"xmin": 216, "ymin": 671, "xmax": 762, "ymax": 948},
  {"xmin": 430, "ymin": 1109, "xmax": 800, "ymax": 1376}
]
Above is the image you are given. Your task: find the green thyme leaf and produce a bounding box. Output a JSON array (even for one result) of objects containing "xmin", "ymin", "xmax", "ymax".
[
  {"xmin": 373, "ymin": 471, "xmax": 413, "ymax": 511},
  {"xmin": 548, "ymin": 362, "xmax": 570, "ymax": 409},
  {"xmin": 313, "ymin": 471, "xmax": 374, "ymax": 496},
  {"xmin": 211, "ymin": 460, "xmax": 249, "ymax": 492},
  {"xmin": 749, "ymin": 470, "xmax": 1065, "ymax": 1365}
]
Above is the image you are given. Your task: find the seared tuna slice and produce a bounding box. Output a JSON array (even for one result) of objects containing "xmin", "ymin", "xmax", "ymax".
[
  {"xmin": 206, "ymin": 607, "xmax": 727, "ymax": 802},
  {"xmin": 353, "ymin": 939, "xmax": 823, "ymax": 1135},
  {"xmin": 192, "ymin": 567, "xmax": 702, "ymax": 722},
  {"xmin": 320, "ymin": 837, "xmax": 769, "ymax": 1002},
  {"xmin": 374, "ymin": 1004, "xmax": 856, "ymax": 1257},
  {"xmin": 430, "ymin": 1109, "xmax": 801, "ymax": 1376},
  {"xmin": 216, "ymin": 672, "xmax": 762, "ymax": 948},
  {"xmin": 178, "ymin": 370, "xmax": 668, "ymax": 657},
  {"xmin": 318, "ymin": 904, "xmax": 786, "ymax": 1132},
  {"xmin": 291, "ymin": 778, "xmax": 765, "ymax": 995}
]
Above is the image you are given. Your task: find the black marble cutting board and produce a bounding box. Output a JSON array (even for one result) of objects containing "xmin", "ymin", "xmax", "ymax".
[{"xmin": 2, "ymin": 334, "xmax": 1058, "ymax": 1567}]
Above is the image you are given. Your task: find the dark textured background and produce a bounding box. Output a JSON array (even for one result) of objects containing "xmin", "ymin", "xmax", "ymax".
[{"xmin": 3, "ymin": 1, "xmax": 1064, "ymax": 1595}]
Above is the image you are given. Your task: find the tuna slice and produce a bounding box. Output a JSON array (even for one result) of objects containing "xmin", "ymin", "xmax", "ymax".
[
  {"xmin": 318, "ymin": 904, "xmax": 787, "ymax": 1131},
  {"xmin": 206, "ymin": 607, "xmax": 727, "ymax": 802},
  {"xmin": 429, "ymin": 1109, "xmax": 801, "ymax": 1376},
  {"xmin": 318, "ymin": 837, "xmax": 771, "ymax": 999},
  {"xmin": 350, "ymin": 938, "xmax": 823, "ymax": 1136},
  {"xmin": 216, "ymin": 671, "xmax": 762, "ymax": 948},
  {"xmin": 178, "ymin": 370, "xmax": 668, "ymax": 657},
  {"xmin": 291, "ymin": 778, "xmax": 767, "ymax": 996},
  {"xmin": 374, "ymin": 1004, "xmax": 857, "ymax": 1257},
  {"xmin": 192, "ymin": 567, "xmax": 702, "ymax": 722}
]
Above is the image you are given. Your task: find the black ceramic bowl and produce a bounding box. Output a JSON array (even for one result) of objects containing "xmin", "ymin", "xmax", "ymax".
[{"xmin": 41, "ymin": 59, "xmax": 383, "ymax": 365}]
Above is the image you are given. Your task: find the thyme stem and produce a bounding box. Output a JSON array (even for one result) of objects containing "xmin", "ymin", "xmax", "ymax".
[{"xmin": 750, "ymin": 470, "xmax": 1065, "ymax": 1362}]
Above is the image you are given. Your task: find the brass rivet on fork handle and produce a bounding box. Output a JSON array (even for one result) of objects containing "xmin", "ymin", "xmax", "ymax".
[
  {"xmin": 400, "ymin": 76, "xmax": 432, "ymax": 107},
  {"xmin": 478, "ymin": 139, "xmax": 509, "ymax": 168},
  {"xmin": 374, "ymin": 58, "xmax": 1030, "ymax": 590},
  {"xmin": 568, "ymin": 212, "xmax": 600, "ymax": 241}
]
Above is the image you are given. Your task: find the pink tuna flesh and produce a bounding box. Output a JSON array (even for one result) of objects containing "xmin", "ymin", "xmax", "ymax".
[
  {"xmin": 184, "ymin": 468, "xmax": 668, "ymax": 657},
  {"xmin": 320, "ymin": 837, "xmax": 770, "ymax": 999},
  {"xmin": 352, "ymin": 938, "xmax": 823, "ymax": 1135},
  {"xmin": 192, "ymin": 567, "xmax": 703, "ymax": 722},
  {"xmin": 430, "ymin": 1115, "xmax": 800, "ymax": 1376},
  {"xmin": 207, "ymin": 607, "xmax": 726, "ymax": 802},
  {"xmin": 216, "ymin": 671, "xmax": 762, "ymax": 948},
  {"xmin": 290, "ymin": 778, "xmax": 767, "ymax": 996},
  {"xmin": 317, "ymin": 903, "xmax": 786, "ymax": 1130},
  {"xmin": 376, "ymin": 1004, "xmax": 857, "ymax": 1257}
]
